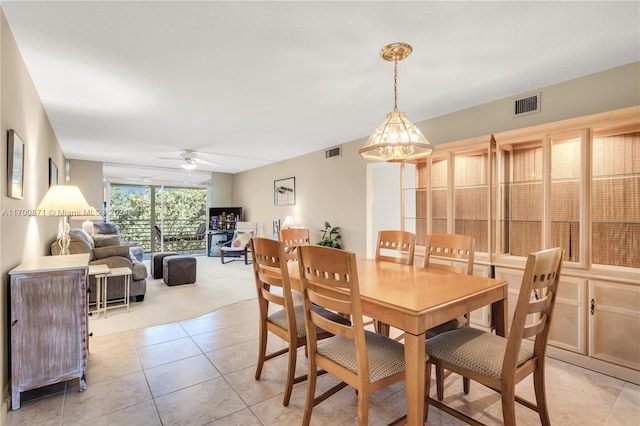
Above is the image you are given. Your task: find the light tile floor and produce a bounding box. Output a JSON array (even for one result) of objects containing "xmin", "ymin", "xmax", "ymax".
[{"xmin": 5, "ymin": 298, "xmax": 640, "ymax": 425}]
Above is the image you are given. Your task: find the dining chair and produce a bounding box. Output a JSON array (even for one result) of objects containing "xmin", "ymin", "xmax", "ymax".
[
  {"xmin": 372, "ymin": 230, "xmax": 416, "ymax": 335},
  {"xmin": 423, "ymin": 233, "xmax": 475, "ymax": 337},
  {"xmin": 278, "ymin": 227, "xmax": 311, "ymax": 261},
  {"xmin": 423, "ymin": 233, "xmax": 475, "ymax": 393},
  {"xmin": 375, "ymin": 229, "xmax": 416, "ymax": 265},
  {"xmin": 250, "ymin": 237, "xmax": 349, "ymax": 406},
  {"xmin": 297, "ymin": 245, "xmax": 407, "ymax": 426},
  {"xmin": 425, "ymin": 247, "xmax": 564, "ymax": 426}
]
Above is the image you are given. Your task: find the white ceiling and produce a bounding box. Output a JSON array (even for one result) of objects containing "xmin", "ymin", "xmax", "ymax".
[{"xmin": 3, "ymin": 1, "xmax": 639, "ymax": 187}]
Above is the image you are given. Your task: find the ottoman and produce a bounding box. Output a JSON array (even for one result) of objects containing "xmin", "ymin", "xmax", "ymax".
[
  {"xmin": 150, "ymin": 251, "xmax": 178, "ymax": 279},
  {"xmin": 163, "ymin": 255, "xmax": 197, "ymax": 286}
]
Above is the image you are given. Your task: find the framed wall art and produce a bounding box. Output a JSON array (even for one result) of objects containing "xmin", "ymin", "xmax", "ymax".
[
  {"xmin": 274, "ymin": 177, "xmax": 295, "ymax": 206},
  {"xmin": 7, "ymin": 129, "xmax": 25, "ymax": 199},
  {"xmin": 48, "ymin": 158, "xmax": 58, "ymax": 186}
]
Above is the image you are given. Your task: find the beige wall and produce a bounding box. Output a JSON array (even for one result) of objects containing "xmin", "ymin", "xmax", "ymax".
[
  {"xmin": 233, "ymin": 62, "xmax": 640, "ymax": 259},
  {"xmin": 209, "ymin": 172, "xmax": 233, "ymax": 207},
  {"xmin": 234, "ymin": 140, "xmax": 368, "ymax": 255},
  {"xmin": 67, "ymin": 159, "xmax": 104, "ymax": 231},
  {"xmin": 0, "ymin": 11, "xmax": 66, "ymax": 420},
  {"xmin": 419, "ymin": 62, "xmax": 640, "ymax": 144}
]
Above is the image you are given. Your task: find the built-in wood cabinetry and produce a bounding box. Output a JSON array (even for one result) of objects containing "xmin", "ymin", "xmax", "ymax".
[
  {"xmin": 401, "ymin": 106, "xmax": 640, "ymax": 382},
  {"xmin": 590, "ymin": 280, "xmax": 640, "ymax": 371},
  {"xmin": 9, "ymin": 254, "xmax": 90, "ymax": 410}
]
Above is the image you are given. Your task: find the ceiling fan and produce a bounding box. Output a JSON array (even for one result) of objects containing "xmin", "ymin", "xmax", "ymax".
[{"xmin": 158, "ymin": 150, "xmax": 217, "ymax": 170}]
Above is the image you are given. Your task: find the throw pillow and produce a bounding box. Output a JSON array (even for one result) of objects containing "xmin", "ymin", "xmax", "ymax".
[
  {"xmin": 93, "ymin": 234, "xmax": 121, "ymax": 248},
  {"xmin": 93, "ymin": 245, "xmax": 131, "ymax": 260},
  {"xmin": 232, "ymin": 230, "xmax": 254, "ymax": 248}
]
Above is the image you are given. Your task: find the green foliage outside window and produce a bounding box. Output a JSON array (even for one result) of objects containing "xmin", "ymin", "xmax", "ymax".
[{"xmin": 108, "ymin": 185, "xmax": 207, "ymax": 253}]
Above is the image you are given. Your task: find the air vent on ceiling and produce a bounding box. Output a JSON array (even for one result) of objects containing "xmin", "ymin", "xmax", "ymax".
[
  {"xmin": 513, "ymin": 92, "xmax": 541, "ymax": 117},
  {"xmin": 325, "ymin": 146, "xmax": 342, "ymax": 159}
]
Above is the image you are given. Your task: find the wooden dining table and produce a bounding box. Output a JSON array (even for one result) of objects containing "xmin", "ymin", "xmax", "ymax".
[{"xmin": 288, "ymin": 257, "xmax": 508, "ymax": 426}]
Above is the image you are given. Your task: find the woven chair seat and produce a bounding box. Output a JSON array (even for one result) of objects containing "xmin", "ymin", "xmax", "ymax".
[
  {"xmin": 426, "ymin": 316, "xmax": 466, "ymax": 339},
  {"xmin": 427, "ymin": 327, "xmax": 534, "ymax": 380},
  {"xmin": 268, "ymin": 304, "xmax": 350, "ymax": 338},
  {"xmin": 317, "ymin": 331, "xmax": 406, "ymax": 383}
]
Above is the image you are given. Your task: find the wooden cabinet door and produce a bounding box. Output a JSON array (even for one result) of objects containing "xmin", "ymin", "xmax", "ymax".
[
  {"xmin": 548, "ymin": 276, "xmax": 588, "ymax": 354},
  {"xmin": 11, "ymin": 269, "xmax": 87, "ymax": 406},
  {"xmin": 589, "ymin": 280, "xmax": 640, "ymax": 370}
]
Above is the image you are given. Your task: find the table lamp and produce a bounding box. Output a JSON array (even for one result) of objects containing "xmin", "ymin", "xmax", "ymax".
[
  {"xmin": 37, "ymin": 185, "xmax": 93, "ymax": 255},
  {"xmin": 72, "ymin": 207, "xmax": 103, "ymax": 235},
  {"xmin": 282, "ymin": 215, "xmax": 295, "ymax": 229}
]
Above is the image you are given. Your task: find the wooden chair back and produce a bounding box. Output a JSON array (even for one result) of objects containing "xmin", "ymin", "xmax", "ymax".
[
  {"xmin": 375, "ymin": 230, "xmax": 416, "ymax": 265},
  {"xmin": 298, "ymin": 246, "xmax": 368, "ymax": 362},
  {"xmin": 505, "ymin": 247, "xmax": 564, "ymax": 373},
  {"xmin": 251, "ymin": 237, "xmax": 295, "ymax": 337},
  {"xmin": 278, "ymin": 228, "xmax": 311, "ymax": 261},
  {"xmin": 424, "ymin": 233, "xmax": 475, "ymax": 275}
]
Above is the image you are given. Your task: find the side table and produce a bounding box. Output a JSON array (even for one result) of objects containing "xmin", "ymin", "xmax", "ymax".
[
  {"xmin": 103, "ymin": 267, "xmax": 132, "ymax": 317},
  {"xmin": 88, "ymin": 264, "xmax": 110, "ymax": 318}
]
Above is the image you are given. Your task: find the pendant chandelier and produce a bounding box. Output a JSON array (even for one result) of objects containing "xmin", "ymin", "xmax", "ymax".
[{"xmin": 359, "ymin": 42, "xmax": 434, "ymax": 162}]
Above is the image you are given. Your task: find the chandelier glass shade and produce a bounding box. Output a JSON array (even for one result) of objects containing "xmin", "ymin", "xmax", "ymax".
[{"xmin": 360, "ymin": 42, "xmax": 433, "ymax": 162}]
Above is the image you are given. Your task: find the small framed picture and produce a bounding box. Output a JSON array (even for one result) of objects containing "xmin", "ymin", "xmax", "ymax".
[
  {"xmin": 274, "ymin": 177, "xmax": 295, "ymax": 206},
  {"xmin": 272, "ymin": 219, "xmax": 280, "ymax": 236}
]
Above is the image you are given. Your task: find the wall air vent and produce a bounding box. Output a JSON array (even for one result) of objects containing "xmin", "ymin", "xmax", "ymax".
[
  {"xmin": 513, "ymin": 92, "xmax": 541, "ymax": 117},
  {"xmin": 325, "ymin": 146, "xmax": 342, "ymax": 158}
]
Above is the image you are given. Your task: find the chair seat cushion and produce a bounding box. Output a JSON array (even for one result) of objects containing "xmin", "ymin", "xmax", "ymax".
[
  {"xmin": 317, "ymin": 331, "xmax": 405, "ymax": 383},
  {"xmin": 425, "ymin": 315, "xmax": 466, "ymax": 339},
  {"xmin": 221, "ymin": 246, "xmax": 247, "ymax": 253},
  {"xmin": 426, "ymin": 327, "xmax": 534, "ymax": 380},
  {"xmin": 268, "ymin": 304, "xmax": 350, "ymax": 338}
]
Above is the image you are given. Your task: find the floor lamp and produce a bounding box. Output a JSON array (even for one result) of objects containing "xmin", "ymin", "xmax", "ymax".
[{"xmin": 37, "ymin": 185, "xmax": 93, "ymax": 255}]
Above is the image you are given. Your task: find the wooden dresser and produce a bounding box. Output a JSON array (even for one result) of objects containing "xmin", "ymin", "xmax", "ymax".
[{"xmin": 9, "ymin": 254, "xmax": 90, "ymax": 410}]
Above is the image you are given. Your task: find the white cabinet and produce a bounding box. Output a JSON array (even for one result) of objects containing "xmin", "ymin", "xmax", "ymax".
[
  {"xmin": 547, "ymin": 276, "xmax": 588, "ymax": 354},
  {"xmin": 590, "ymin": 280, "xmax": 640, "ymax": 370}
]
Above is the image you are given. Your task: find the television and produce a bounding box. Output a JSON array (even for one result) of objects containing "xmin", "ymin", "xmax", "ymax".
[{"xmin": 208, "ymin": 207, "xmax": 243, "ymax": 231}]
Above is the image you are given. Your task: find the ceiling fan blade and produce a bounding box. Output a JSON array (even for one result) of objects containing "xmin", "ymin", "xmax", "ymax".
[{"xmin": 194, "ymin": 157, "xmax": 217, "ymax": 166}]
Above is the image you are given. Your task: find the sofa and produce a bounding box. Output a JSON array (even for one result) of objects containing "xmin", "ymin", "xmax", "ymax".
[{"xmin": 51, "ymin": 226, "xmax": 147, "ymax": 303}]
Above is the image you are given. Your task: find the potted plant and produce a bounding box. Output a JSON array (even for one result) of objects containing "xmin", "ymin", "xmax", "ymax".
[{"xmin": 317, "ymin": 221, "xmax": 342, "ymax": 249}]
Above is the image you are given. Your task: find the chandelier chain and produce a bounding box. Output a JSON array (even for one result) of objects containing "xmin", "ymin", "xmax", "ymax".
[{"xmin": 393, "ymin": 60, "xmax": 399, "ymax": 112}]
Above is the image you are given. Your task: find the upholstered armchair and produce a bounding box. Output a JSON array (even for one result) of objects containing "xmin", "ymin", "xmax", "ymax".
[{"xmin": 51, "ymin": 226, "xmax": 147, "ymax": 302}]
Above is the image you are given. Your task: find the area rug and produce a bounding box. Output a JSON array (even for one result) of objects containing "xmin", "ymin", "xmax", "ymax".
[{"xmin": 88, "ymin": 255, "xmax": 257, "ymax": 337}]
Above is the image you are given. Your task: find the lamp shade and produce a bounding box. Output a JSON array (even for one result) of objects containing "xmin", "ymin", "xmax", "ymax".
[
  {"xmin": 37, "ymin": 185, "xmax": 93, "ymax": 217},
  {"xmin": 360, "ymin": 111, "xmax": 433, "ymax": 162},
  {"xmin": 282, "ymin": 215, "xmax": 295, "ymax": 228},
  {"xmin": 37, "ymin": 185, "xmax": 93, "ymax": 255}
]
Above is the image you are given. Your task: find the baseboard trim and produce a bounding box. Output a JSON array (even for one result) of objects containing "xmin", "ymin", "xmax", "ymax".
[{"xmin": 546, "ymin": 346, "xmax": 640, "ymax": 385}]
